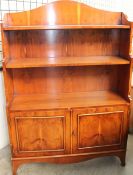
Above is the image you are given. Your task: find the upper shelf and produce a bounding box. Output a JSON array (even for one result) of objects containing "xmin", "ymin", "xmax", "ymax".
[
  {"xmin": 2, "ymin": 1, "xmax": 131, "ymax": 31},
  {"xmin": 6, "ymin": 56, "xmax": 130, "ymax": 68},
  {"xmin": 3, "ymin": 25, "xmax": 130, "ymax": 31}
]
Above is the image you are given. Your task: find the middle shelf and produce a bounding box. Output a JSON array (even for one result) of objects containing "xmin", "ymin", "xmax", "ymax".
[
  {"xmin": 10, "ymin": 91, "xmax": 128, "ymax": 111},
  {"xmin": 6, "ymin": 56, "xmax": 130, "ymax": 68}
]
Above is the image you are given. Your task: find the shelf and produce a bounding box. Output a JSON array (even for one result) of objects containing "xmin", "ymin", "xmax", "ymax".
[
  {"xmin": 3, "ymin": 25, "xmax": 130, "ymax": 31},
  {"xmin": 6, "ymin": 56, "xmax": 130, "ymax": 68},
  {"xmin": 10, "ymin": 91, "xmax": 128, "ymax": 111}
]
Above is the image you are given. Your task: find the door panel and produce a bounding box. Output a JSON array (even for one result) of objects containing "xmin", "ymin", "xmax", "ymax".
[
  {"xmin": 72, "ymin": 106, "xmax": 128, "ymax": 153},
  {"xmin": 16, "ymin": 116, "xmax": 64, "ymax": 151},
  {"xmin": 10, "ymin": 110, "xmax": 70, "ymax": 157},
  {"xmin": 78, "ymin": 112, "xmax": 122, "ymax": 148}
]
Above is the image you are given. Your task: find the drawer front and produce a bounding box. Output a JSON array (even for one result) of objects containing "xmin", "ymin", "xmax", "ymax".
[
  {"xmin": 72, "ymin": 105, "xmax": 129, "ymax": 154},
  {"xmin": 10, "ymin": 110, "xmax": 70, "ymax": 157}
]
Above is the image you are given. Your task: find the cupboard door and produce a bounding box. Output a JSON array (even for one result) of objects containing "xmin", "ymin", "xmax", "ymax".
[
  {"xmin": 10, "ymin": 110, "xmax": 70, "ymax": 157},
  {"xmin": 72, "ymin": 106, "xmax": 128, "ymax": 154}
]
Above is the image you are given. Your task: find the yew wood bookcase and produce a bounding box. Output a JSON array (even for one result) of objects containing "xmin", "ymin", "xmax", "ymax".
[{"xmin": 1, "ymin": 1, "xmax": 133, "ymax": 175}]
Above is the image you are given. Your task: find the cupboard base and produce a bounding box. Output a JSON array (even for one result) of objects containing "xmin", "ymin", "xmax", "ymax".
[{"xmin": 12, "ymin": 149, "xmax": 126, "ymax": 175}]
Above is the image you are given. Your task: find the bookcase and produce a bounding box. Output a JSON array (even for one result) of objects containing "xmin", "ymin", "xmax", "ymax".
[{"xmin": 1, "ymin": 1, "xmax": 133, "ymax": 175}]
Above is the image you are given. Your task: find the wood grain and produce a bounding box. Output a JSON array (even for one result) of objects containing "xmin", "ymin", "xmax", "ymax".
[
  {"xmin": 12, "ymin": 66, "xmax": 119, "ymax": 95},
  {"xmin": 10, "ymin": 110, "xmax": 71, "ymax": 157},
  {"xmin": 7, "ymin": 29, "xmax": 121, "ymax": 60},
  {"xmin": 3, "ymin": 25, "xmax": 130, "ymax": 30},
  {"xmin": 1, "ymin": 1, "xmax": 132, "ymax": 174},
  {"xmin": 72, "ymin": 105, "xmax": 128, "ymax": 154},
  {"xmin": 10, "ymin": 91, "xmax": 128, "ymax": 111},
  {"xmin": 3, "ymin": 1, "xmax": 123, "ymax": 27},
  {"xmin": 6, "ymin": 56, "xmax": 130, "ymax": 68}
]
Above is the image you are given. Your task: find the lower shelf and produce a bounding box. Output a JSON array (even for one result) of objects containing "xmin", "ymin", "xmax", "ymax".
[
  {"xmin": 10, "ymin": 91, "xmax": 128, "ymax": 111},
  {"xmin": 6, "ymin": 56, "xmax": 130, "ymax": 68}
]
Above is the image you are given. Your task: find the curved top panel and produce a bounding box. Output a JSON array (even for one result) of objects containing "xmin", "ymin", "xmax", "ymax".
[{"xmin": 3, "ymin": 0, "xmax": 123, "ymax": 27}]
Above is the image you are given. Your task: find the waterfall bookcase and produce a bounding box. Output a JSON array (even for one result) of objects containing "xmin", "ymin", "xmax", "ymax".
[{"xmin": 1, "ymin": 1, "xmax": 133, "ymax": 174}]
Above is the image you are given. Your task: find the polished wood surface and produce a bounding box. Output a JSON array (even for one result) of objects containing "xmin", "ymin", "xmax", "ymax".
[
  {"xmin": 3, "ymin": 1, "xmax": 123, "ymax": 27},
  {"xmin": 3, "ymin": 25, "xmax": 130, "ymax": 30},
  {"xmin": 12, "ymin": 66, "xmax": 119, "ymax": 94},
  {"xmin": 72, "ymin": 106, "xmax": 128, "ymax": 153},
  {"xmin": 6, "ymin": 56, "xmax": 130, "ymax": 68},
  {"xmin": 7, "ymin": 29, "xmax": 121, "ymax": 60},
  {"xmin": 1, "ymin": 1, "xmax": 133, "ymax": 175},
  {"xmin": 10, "ymin": 110, "xmax": 71, "ymax": 157},
  {"xmin": 10, "ymin": 91, "xmax": 128, "ymax": 111}
]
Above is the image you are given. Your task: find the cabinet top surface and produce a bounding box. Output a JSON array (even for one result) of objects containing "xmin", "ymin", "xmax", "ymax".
[
  {"xmin": 2, "ymin": 0, "xmax": 130, "ymax": 30},
  {"xmin": 10, "ymin": 91, "xmax": 129, "ymax": 111}
]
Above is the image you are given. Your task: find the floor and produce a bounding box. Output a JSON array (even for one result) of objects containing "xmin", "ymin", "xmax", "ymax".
[{"xmin": 0, "ymin": 135, "xmax": 133, "ymax": 175}]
